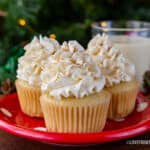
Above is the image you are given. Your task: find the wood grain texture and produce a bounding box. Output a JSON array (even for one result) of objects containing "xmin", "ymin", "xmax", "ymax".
[{"xmin": 0, "ymin": 130, "xmax": 150, "ymax": 150}]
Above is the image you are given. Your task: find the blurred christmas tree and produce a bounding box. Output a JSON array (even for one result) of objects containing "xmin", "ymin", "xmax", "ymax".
[
  {"xmin": 0, "ymin": 0, "xmax": 150, "ymax": 94},
  {"xmin": 1, "ymin": 0, "xmax": 150, "ymax": 52},
  {"xmin": 0, "ymin": 0, "xmax": 41, "ymax": 63}
]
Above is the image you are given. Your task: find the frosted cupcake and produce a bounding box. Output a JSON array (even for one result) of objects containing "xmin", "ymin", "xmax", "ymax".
[
  {"xmin": 16, "ymin": 36, "xmax": 60, "ymax": 117},
  {"xmin": 40, "ymin": 41, "xmax": 111, "ymax": 133},
  {"xmin": 87, "ymin": 34, "xmax": 138, "ymax": 119}
]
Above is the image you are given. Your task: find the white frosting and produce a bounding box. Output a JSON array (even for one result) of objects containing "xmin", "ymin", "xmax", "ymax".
[
  {"xmin": 24, "ymin": 36, "xmax": 60, "ymax": 54},
  {"xmin": 41, "ymin": 41, "xmax": 105, "ymax": 99},
  {"xmin": 87, "ymin": 34, "xmax": 136, "ymax": 87},
  {"xmin": 61, "ymin": 40, "xmax": 85, "ymax": 52},
  {"xmin": 17, "ymin": 36, "xmax": 60, "ymax": 87}
]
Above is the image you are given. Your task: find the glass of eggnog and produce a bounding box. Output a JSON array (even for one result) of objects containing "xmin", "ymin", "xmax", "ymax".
[{"xmin": 92, "ymin": 20, "xmax": 150, "ymax": 87}]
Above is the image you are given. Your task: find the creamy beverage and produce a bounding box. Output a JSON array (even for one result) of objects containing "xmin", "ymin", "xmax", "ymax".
[{"xmin": 110, "ymin": 36, "xmax": 150, "ymax": 86}]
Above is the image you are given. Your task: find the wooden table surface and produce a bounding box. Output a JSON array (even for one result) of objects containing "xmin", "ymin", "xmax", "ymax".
[{"xmin": 0, "ymin": 129, "xmax": 150, "ymax": 150}]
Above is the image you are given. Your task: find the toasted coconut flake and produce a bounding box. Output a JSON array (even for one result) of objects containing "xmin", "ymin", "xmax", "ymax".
[{"xmin": 0, "ymin": 107, "xmax": 12, "ymax": 117}]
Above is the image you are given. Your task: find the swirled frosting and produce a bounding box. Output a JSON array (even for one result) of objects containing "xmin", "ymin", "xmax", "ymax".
[
  {"xmin": 41, "ymin": 41, "xmax": 105, "ymax": 99},
  {"xmin": 17, "ymin": 36, "xmax": 60, "ymax": 87},
  {"xmin": 87, "ymin": 34, "xmax": 136, "ymax": 87},
  {"xmin": 61, "ymin": 40, "xmax": 85, "ymax": 52}
]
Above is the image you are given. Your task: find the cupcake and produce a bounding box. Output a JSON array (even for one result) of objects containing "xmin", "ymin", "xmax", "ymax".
[
  {"xmin": 87, "ymin": 34, "xmax": 138, "ymax": 119},
  {"xmin": 16, "ymin": 36, "xmax": 60, "ymax": 117},
  {"xmin": 40, "ymin": 41, "xmax": 111, "ymax": 133}
]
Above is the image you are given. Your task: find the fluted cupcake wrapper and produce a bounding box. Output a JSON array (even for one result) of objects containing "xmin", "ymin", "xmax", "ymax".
[
  {"xmin": 107, "ymin": 80, "xmax": 138, "ymax": 120},
  {"xmin": 15, "ymin": 80, "xmax": 43, "ymax": 117},
  {"xmin": 40, "ymin": 91, "xmax": 111, "ymax": 133}
]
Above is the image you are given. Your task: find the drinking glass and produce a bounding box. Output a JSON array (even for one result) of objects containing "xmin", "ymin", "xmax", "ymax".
[{"xmin": 92, "ymin": 20, "xmax": 150, "ymax": 86}]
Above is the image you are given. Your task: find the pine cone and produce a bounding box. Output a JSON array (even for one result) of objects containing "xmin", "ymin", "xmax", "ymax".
[
  {"xmin": 143, "ymin": 70, "xmax": 150, "ymax": 94},
  {"xmin": 0, "ymin": 79, "xmax": 16, "ymax": 95}
]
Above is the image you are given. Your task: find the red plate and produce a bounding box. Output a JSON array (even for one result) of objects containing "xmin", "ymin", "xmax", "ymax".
[{"xmin": 0, "ymin": 92, "xmax": 150, "ymax": 145}]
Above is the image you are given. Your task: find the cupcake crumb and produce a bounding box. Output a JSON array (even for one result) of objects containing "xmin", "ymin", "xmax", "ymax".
[
  {"xmin": 114, "ymin": 118, "xmax": 125, "ymax": 122},
  {"xmin": 0, "ymin": 107, "xmax": 12, "ymax": 118},
  {"xmin": 137, "ymin": 102, "xmax": 148, "ymax": 112},
  {"xmin": 33, "ymin": 127, "xmax": 47, "ymax": 132}
]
